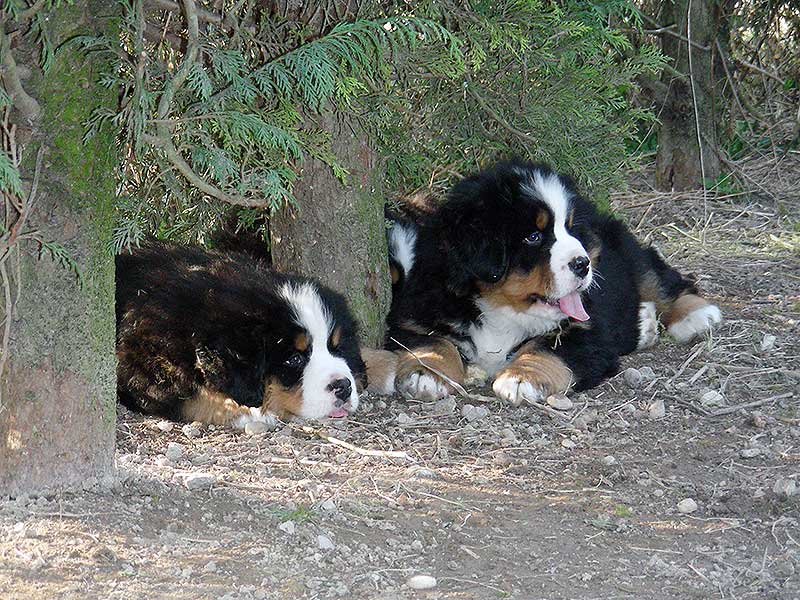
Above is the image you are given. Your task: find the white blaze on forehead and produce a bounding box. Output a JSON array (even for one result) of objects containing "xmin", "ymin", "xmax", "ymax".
[
  {"xmin": 520, "ymin": 168, "xmax": 591, "ymax": 298},
  {"xmin": 280, "ymin": 282, "xmax": 358, "ymax": 418}
]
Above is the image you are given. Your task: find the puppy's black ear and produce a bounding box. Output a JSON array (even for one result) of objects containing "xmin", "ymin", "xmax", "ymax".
[{"xmin": 437, "ymin": 194, "xmax": 508, "ymax": 297}]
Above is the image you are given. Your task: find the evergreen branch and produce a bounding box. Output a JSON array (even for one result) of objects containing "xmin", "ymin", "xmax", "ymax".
[
  {"xmin": 142, "ymin": 132, "xmax": 268, "ymax": 208},
  {"xmin": 466, "ymin": 83, "xmax": 533, "ymax": 143},
  {"xmin": 155, "ymin": 0, "xmax": 199, "ymax": 121},
  {"xmin": 147, "ymin": 0, "xmax": 222, "ymax": 24}
]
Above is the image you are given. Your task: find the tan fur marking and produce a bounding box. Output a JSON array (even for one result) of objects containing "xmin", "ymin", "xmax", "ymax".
[
  {"xmin": 664, "ymin": 293, "xmax": 709, "ymax": 327},
  {"xmin": 263, "ymin": 379, "xmax": 303, "ymax": 419},
  {"xmin": 182, "ymin": 386, "xmax": 253, "ymax": 426},
  {"xmin": 480, "ymin": 267, "xmax": 553, "ymax": 312},
  {"xmin": 496, "ymin": 342, "xmax": 573, "ymax": 395},
  {"xmin": 390, "ymin": 265, "xmax": 400, "ymax": 285},
  {"xmin": 567, "ymin": 210, "xmax": 574, "ymax": 228},
  {"xmin": 536, "ymin": 209, "xmax": 549, "ymax": 230},
  {"xmin": 395, "ymin": 339, "xmax": 465, "ymax": 392},
  {"xmin": 397, "ymin": 320, "xmax": 434, "ymax": 336},
  {"xmin": 294, "ymin": 333, "xmax": 309, "ymax": 352},
  {"xmin": 330, "ymin": 326, "xmax": 341, "ymax": 349},
  {"xmin": 362, "ymin": 348, "xmax": 398, "ymax": 392}
]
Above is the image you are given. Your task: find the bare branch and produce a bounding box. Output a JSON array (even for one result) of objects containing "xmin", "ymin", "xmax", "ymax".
[{"xmin": 0, "ymin": 30, "xmax": 41, "ymax": 120}]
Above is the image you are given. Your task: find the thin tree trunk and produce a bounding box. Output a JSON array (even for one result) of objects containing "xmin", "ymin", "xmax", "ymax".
[
  {"xmin": 269, "ymin": 112, "xmax": 390, "ymax": 348},
  {"xmin": 655, "ymin": 0, "xmax": 722, "ymax": 191},
  {"xmin": 0, "ymin": 1, "xmax": 118, "ymax": 495}
]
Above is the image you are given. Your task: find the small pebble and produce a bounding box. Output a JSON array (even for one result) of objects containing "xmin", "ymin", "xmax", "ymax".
[
  {"xmin": 202, "ymin": 561, "xmax": 217, "ymax": 573},
  {"xmin": 156, "ymin": 420, "xmax": 174, "ymax": 432},
  {"xmin": 739, "ymin": 447, "xmax": 761, "ymax": 459},
  {"xmin": 677, "ymin": 498, "xmax": 698, "ymax": 514},
  {"xmin": 561, "ymin": 438, "xmax": 576, "ymax": 449},
  {"xmin": 498, "ymin": 428, "xmax": 518, "ymax": 444},
  {"xmin": 278, "ymin": 520, "xmax": 296, "ymax": 535},
  {"xmin": 648, "ymin": 398, "xmax": 666, "ymax": 420},
  {"xmin": 244, "ymin": 421, "xmax": 269, "ymax": 435},
  {"xmin": 430, "ymin": 396, "xmax": 456, "ymax": 415},
  {"xmin": 317, "ymin": 535, "xmax": 335, "ymax": 550},
  {"xmin": 773, "ymin": 478, "xmax": 797, "ymax": 498},
  {"xmin": 760, "ymin": 333, "xmax": 777, "ymax": 353},
  {"xmin": 601, "ymin": 455, "xmax": 617, "ymax": 467},
  {"xmin": 573, "ymin": 409, "xmax": 598, "ymax": 429},
  {"xmin": 320, "ymin": 499, "xmax": 337, "ymax": 513},
  {"xmin": 407, "ymin": 575, "xmax": 437, "ymax": 590},
  {"xmin": 155, "ymin": 456, "xmax": 171, "ymax": 467},
  {"xmin": 165, "ymin": 442, "xmax": 184, "ymax": 462},
  {"xmin": 623, "ymin": 368, "xmax": 642, "ymax": 389},
  {"xmin": 639, "ymin": 366, "xmax": 656, "ymax": 381},
  {"xmin": 397, "ymin": 413, "xmax": 414, "ymax": 425},
  {"xmin": 546, "ymin": 395, "xmax": 573, "ymax": 410},
  {"xmin": 461, "ymin": 404, "xmax": 489, "ymax": 422},
  {"xmin": 700, "ymin": 390, "xmax": 725, "ymax": 407},
  {"xmin": 183, "ymin": 473, "xmax": 216, "ymax": 491},
  {"xmin": 182, "ymin": 423, "xmax": 201, "ymax": 438}
]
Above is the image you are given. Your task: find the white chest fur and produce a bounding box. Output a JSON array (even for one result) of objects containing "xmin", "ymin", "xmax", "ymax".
[{"xmin": 461, "ymin": 300, "xmax": 563, "ymax": 376}]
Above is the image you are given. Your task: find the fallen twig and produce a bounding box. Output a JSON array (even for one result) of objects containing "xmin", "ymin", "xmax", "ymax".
[
  {"xmin": 294, "ymin": 425, "xmax": 414, "ymax": 462},
  {"xmin": 708, "ymin": 392, "xmax": 794, "ymax": 417}
]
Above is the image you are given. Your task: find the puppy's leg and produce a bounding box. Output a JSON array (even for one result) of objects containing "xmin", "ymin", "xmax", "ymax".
[
  {"xmin": 182, "ymin": 386, "xmax": 276, "ymax": 429},
  {"xmin": 637, "ymin": 301, "xmax": 660, "ymax": 350},
  {"xmin": 638, "ymin": 248, "xmax": 722, "ymax": 344},
  {"xmin": 395, "ymin": 339, "xmax": 465, "ymax": 401},
  {"xmin": 362, "ymin": 348, "xmax": 399, "ymax": 395},
  {"xmin": 492, "ymin": 342, "xmax": 573, "ymax": 406},
  {"xmin": 664, "ymin": 293, "xmax": 722, "ymax": 343}
]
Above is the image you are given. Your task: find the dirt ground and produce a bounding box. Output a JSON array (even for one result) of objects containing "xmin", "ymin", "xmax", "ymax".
[{"xmin": 2, "ymin": 157, "xmax": 799, "ymax": 600}]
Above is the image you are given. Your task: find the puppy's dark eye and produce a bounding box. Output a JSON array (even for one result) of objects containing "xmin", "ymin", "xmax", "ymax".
[
  {"xmin": 523, "ymin": 231, "xmax": 542, "ymax": 246},
  {"xmin": 284, "ymin": 353, "xmax": 304, "ymax": 368}
]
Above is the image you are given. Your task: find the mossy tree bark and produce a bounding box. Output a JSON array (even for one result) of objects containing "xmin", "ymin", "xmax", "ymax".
[
  {"xmin": 269, "ymin": 112, "xmax": 390, "ymax": 348},
  {"xmin": 0, "ymin": 1, "xmax": 118, "ymax": 496},
  {"xmin": 655, "ymin": 0, "xmax": 722, "ymax": 191}
]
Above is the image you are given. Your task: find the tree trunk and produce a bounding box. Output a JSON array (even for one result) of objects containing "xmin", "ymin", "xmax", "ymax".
[
  {"xmin": 655, "ymin": 0, "xmax": 722, "ymax": 191},
  {"xmin": 269, "ymin": 112, "xmax": 390, "ymax": 348},
  {"xmin": 0, "ymin": 2, "xmax": 118, "ymax": 496}
]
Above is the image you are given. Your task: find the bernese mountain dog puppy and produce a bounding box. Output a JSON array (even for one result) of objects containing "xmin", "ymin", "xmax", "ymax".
[
  {"xmin": 116, "ymin": 241, "xmax": 365, "ymax": 427},
  {"xmin": 386, "ymin": 160, "xmax": 722, "ymax": 404}
]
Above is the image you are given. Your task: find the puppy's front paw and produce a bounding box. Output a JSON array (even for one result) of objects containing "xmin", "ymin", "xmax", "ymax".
[
  {"xmin": 398, "ymin": 370, "xmax": 451, "ymax": 401},
  {"xmin": 492, "ymin": 371, "xmax": 549, "ymax": 407}
]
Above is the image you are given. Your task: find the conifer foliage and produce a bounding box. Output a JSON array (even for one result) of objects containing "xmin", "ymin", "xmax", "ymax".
[{"xmin": 74, "ymin": 1, "xmax": 662, "ymax": 247}]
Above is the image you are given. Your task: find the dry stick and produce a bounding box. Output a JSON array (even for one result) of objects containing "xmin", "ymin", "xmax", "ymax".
[
  {"xmin": 669, "ymin": 342, "xmax": 706, "ymax": 384},
  {"xmin": 388, "ymin": 336, "xmax": 469, "ymax": 397},
  {"xmin": 294, "ymin": 425, "xmax": 414, "ymax": 462},
  {"xmin": 708, "ymin": 392, "xmax": 794, "ymax": 417},
  {"xmin": 527, "ymin": 399, "xmax": 570, "ymax": 421}
]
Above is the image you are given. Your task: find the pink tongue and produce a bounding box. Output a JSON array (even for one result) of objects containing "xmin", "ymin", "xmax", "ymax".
[
  {"xmin": 327, "ymin": 407, "xmax": 349, "ymax": 418},
  {"xmin": 557, "ymin": 292, "xmax": 590, "ymax": 322}
]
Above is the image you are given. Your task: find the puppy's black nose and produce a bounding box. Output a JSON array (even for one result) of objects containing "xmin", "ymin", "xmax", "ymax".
[
  {"xmin": 328, "ymin": 378, "xmax": 352, "ymax": 403},
  {"xmin": 568, "ymin": 256, "xmax": 590, "ymax": 278}
]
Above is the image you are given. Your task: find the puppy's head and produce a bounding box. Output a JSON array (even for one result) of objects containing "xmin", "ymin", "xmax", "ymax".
[
  {"xmin": 265, "ymin": 282, "xmax": 364, "ymax": 420},
  {"xmin": 438, "ymin": 161, "xmax": 599, "ymax": 322}
]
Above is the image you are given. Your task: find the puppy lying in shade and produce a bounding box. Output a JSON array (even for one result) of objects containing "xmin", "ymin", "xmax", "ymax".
[
  {"xmin": 116, "ymin": 241, "xmax": 367, "ymax": 428},
  {"xmin": 385, "ymin": 160, "xmax": 722, "ymax": 404}
]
